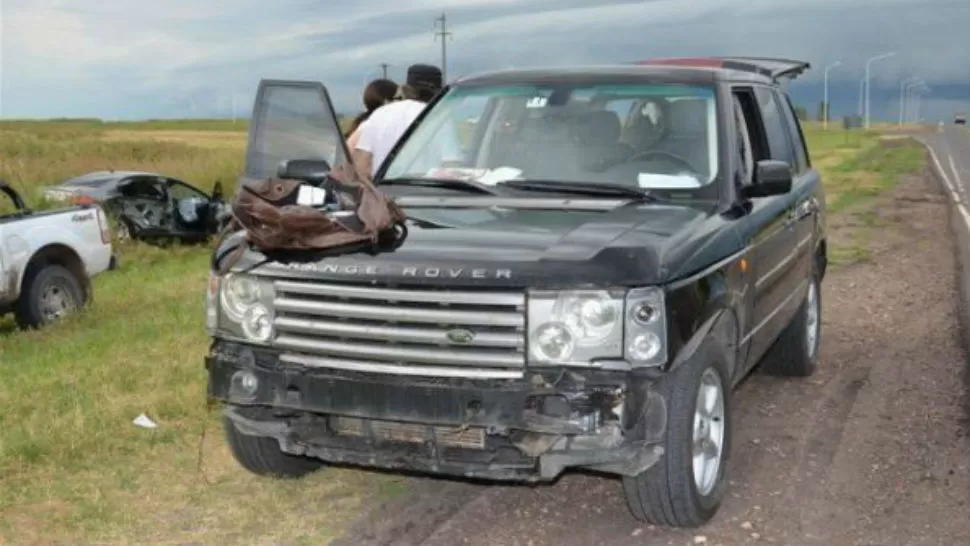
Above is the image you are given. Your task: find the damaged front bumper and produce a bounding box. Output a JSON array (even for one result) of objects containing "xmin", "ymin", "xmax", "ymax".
[{"xmin": 206, "ymin": 340, "xmax": 669, "ymax": 482}]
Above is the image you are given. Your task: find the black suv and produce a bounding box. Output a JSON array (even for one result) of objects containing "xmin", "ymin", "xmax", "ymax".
[{"xmin": 206, "ymin": 56, "xmax": 826, "ymax": 528}]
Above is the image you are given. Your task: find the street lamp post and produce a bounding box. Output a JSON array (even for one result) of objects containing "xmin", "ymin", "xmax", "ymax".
[
  {"xmin": 905, "ymin": 84, "xmax": 917, "ymax": 123},
  {"xmin": 864, "ymin": 51, "xmax": 896, "ymax": 130},
  {"xmin": 911, "ymin": 85, "xmax": 930, "ymax": 124},
  {"xmin": 899, "ymin": 77, "xmax": 922, "ymax": 126},
  {"xmin": 902, "ymin": 80, "xmax": 923, "ymax": 126},
  {"xmin": 823, "ymin": 61, "xmax": 842, "ymax": 130}
]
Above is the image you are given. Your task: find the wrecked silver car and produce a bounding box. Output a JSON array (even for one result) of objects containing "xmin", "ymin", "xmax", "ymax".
[{"xmin": 42, "ymin": 170, "xmax": 229, "ymax": 243}]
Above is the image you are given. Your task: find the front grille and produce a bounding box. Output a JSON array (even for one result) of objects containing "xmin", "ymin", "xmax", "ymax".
[{"xmin": 272, "ymin": 279, "xmax": 527, "ymax": 379}]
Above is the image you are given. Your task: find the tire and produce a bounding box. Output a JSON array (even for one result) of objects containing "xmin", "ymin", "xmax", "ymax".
[
  {"xmin": 759, "ymin": 260, "xmax": 822, "ymax": 377},
  {"xmin": 223, "ymin": 415, "xmax": 325, "ymax": 479},
  {"xmin": 15, "ymin": 264, "xmax": 86, "ymax": 329},
  {"xmin": 622, "ymin": 341, "xmax": 733, "ymax": 527}
]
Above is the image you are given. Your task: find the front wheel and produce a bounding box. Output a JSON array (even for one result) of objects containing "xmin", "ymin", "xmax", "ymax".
[
  {"xmin": 622, "ymin": 341, "xmax": 733, "ymax": 527},
  {"xmin": 223, "ymin": 415, "xmax": 325, "ymax": 479}
]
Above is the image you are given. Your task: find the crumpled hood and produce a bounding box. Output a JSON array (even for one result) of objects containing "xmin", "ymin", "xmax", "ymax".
[{"xmin": 227, "ymin": 200, "xmax": 743, "ymax": 288}]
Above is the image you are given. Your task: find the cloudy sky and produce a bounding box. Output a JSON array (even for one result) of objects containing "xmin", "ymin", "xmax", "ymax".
[{"xmin": 1, "ymin": 0, "xmax": 968, "ymax": 121}]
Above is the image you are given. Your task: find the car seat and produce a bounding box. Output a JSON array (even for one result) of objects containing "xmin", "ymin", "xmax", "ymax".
[
  {"xmin": 653, "ymin": 98, "xmax": 712, "ymax": 176},
  {"xmin": 571, "ymin": 109, "xmax": 635, "ymax": 172}
]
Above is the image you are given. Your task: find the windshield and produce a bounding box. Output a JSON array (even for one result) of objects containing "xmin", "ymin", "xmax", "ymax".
[{"xmin": 382, "ymin": 82, "xmax": 719, "ymax": 191}]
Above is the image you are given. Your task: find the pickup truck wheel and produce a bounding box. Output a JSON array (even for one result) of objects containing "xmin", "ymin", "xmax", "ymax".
[
  {"xmin": 223, "ymin": 416, "xmax": 325, "ymax": 479},
  {"xmin": 15, "ymin": 264, "xmax": 85, "ymax": 329},
  {"xmin": 622, "ymin": 341, "xmax": 733, "ymax": 527},
  {"xmin": 760, "ymin": 264, "xmax": 821, "ymax": 377}
]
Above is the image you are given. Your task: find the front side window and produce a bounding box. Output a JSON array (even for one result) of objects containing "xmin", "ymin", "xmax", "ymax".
[{"xmin": 382, "ymin": 82, "xmax": 720, "ymax": 191}]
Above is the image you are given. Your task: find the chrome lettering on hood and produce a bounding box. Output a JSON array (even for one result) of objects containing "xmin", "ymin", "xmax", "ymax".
[{"xmin": 270, "ymin": 262, "xmax": 512, "ymax": 279}]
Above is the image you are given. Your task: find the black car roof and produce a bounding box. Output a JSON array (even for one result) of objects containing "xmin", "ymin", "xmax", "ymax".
[{"xmin": 453, "ymin": 64, "xmax": 775, "ymax": 88}]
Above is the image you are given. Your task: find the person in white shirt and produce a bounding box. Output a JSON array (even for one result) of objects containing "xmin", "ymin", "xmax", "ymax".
[{"xmin": 353, "ymin": 64, "xmax": 450, "ymax": 181}]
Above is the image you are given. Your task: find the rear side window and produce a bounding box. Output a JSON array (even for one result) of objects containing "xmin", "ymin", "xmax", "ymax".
[
  {"xmin": 753, "ymin": 87, "xmax": 795, "ymax": 168},
  {"xmin": 776, "ymin": 90, "xmax": 810, "ymax": 172}
]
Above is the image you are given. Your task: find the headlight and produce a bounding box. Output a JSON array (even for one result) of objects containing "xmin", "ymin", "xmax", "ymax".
[
  {"xmin": 528, "ymin": 290, "xmax": 623, "ymax": 365},
  {"xmin": 216, "ymin": 273, "xmax": 274, "ymax": 343},
  {"xmin": 527, "ymin": 287, "xmax": 667, "ymax": 368},
  {"xmin": 241, "ymin": 304, "xmax": 273, "ymax": 342},
  {"xmin": 220, "ymin": 273, "xmax": 261, "ymax": 322},
  {"xmin": 624, "ymin": 287, "xmax": 667, "ymax": 367}
]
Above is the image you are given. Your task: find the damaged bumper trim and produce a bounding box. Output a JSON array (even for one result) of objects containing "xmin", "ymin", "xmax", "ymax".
[
  {"xmin": 280, "ymin": 352, "xmax": 524, "ymax": 380},
  {"xmin": 225, "ymin": 407, "xmax": 665, "ymax": 482},
  {"xmin": 208, "ymin": 341, "xmax": 669, "ymax": 481}
]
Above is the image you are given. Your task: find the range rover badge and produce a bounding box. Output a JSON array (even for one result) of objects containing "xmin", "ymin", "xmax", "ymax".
[{"xmin": 446, "ymin": 328, "xmax": 475, "ymax": 344}]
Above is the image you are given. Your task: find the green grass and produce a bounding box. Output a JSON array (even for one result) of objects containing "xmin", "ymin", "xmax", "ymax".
[
  {"xmin": 805, "ymin": 128, "xmax": 926, "ymax": 266},
  {"xmin": 0, "ymin": 118, "xmax": 925, "ymax": 544},
  {"xmin": 0, "ymin": 120, "xmax": 398, "ymax": 545}
]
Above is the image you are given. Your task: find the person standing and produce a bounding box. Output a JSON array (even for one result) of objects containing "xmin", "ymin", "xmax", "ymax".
[
  {"xmin": 344, "ymin": 78, "xmax": 399, "ymax": 152},
  {"xmin": 352, "ymin": 64, "xmax": 446, "ymax": 181}
]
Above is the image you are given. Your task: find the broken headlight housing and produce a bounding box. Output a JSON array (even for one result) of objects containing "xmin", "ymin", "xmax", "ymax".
[
  {"xmin": 208, "ymin": 272, "xmax": 275, "ymax": 344},
  {"xmin": 527, "ymin": 287, "xmax": 667, "ymax": 368}
]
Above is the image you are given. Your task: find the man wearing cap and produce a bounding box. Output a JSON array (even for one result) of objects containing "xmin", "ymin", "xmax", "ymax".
[{"xmin": 352, "ymin": 63, "xmax": 459, "ymax": 181}]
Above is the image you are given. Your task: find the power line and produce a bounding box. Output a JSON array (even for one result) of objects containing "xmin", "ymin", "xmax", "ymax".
[{"xmin": 433, "ymin": 13, "xmax": 452, "ymax": 82}]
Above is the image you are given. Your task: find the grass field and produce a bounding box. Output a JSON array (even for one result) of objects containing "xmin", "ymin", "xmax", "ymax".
[{"xmin": 0, "ymin": 117, "xmax": 926, "ymax": 545}]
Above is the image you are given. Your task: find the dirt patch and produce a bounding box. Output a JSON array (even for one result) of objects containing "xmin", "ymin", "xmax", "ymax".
[{"xmin": 332, "ymin": 169, "xmax": 970, "ymax": 546}]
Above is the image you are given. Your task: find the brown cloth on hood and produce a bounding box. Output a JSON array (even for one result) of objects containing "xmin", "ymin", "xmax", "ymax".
[{"xmin": 214, "ymin": 162, "xmax": 407, "ymax": 274}]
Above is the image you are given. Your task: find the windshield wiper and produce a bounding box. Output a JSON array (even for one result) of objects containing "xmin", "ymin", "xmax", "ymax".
[
  {"xmin": 379, "ymin": 177, "xmax": 503, "ymax": 196},
  {"xmin": 501, "ymin": 179, "xmax": 655, "ymax": 201}
]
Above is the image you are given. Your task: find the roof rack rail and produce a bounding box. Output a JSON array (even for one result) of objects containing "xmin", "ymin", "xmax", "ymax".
[{"xmin": 635, "ymin": 56, "xmax": 811, "ymax": 82}]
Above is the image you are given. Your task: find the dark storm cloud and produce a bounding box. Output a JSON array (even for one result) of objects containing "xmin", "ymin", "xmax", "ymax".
[{"xmin": 2, "ymin": 0, "xmax": 967, "ymax": 119}]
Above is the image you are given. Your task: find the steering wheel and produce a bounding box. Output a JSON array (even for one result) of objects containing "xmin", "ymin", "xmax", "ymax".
[{"xmin": 626, "ymin": 150, "xmax": 696, "ymax": 172}]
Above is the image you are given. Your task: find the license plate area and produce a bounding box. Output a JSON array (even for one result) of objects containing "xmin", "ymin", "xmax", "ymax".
[{"xmin": 331, "ymin": 416, "xmax": 486, "ymax": 450}]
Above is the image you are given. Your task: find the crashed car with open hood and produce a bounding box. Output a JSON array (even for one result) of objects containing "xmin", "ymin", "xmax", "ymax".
[
  {"xmin": 41, "ymin": 170, "xmax": 228, "ymax": 243},
  {"xmin": 206, "ymin": 57, "xmax": 827, "ymax": 527}
]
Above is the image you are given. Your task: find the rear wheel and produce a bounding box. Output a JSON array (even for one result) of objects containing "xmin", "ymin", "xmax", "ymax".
[
  {"xmin": 15, "ymin": 264, "xmax": 85, "ymax": 329},
  {"xmin": 622, "ymin": 341, "xmax": 733, "ymax": 527},
  {"xmin": 760, "ymin": 261, "xmax": 821, "ymax": 377},
  {"xmin": 223, "ymin": 415, "xmax": 325, "ymax": 479}
]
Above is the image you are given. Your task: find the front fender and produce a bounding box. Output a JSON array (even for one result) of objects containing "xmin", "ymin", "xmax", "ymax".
[{"xmin": 665, "ymin": 250, "xmax": 746, "ymax": 379}]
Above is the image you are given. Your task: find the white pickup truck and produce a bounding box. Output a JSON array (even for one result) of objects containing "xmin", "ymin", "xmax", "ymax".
[{"xmin": 0, "ymin": 179, "xmax": 116, "ymax": 329}]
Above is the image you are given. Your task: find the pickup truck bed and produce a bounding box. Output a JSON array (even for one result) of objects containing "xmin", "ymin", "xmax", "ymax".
[{"xmin": 0, "ymin": 180, "xmax": 115, "ymax": 328}]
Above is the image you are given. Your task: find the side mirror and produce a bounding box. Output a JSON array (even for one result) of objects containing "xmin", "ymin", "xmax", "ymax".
[
  {"xmin": 278, "ymin": 159, "xmax": 332, "ymax": 184},
  {"xmin": 211, "ymin": 180, "xmax": 224, "ymax": 201},
  {"xmin": 741, "ymin": 160, "xmax": 793, "ymax": 199}
]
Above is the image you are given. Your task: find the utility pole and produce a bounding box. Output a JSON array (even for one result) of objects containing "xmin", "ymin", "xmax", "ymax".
[
  {"xmin": 823, "ymin": 61, "xmax": 841, "ymax": 130},
  {"xmin": 433, "ymin": 13, "xmax": 452, "ymax": 82},
  {"xmin": 379, "ymin": 63, "xmax": 390, "ymax": 79}
]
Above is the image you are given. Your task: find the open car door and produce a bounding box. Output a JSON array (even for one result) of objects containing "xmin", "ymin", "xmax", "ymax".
[{"xmin": 242, "ymin": 79, "xmax": 351, "ymax": 185}]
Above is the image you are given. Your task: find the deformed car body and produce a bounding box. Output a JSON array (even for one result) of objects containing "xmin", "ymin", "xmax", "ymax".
[
  {"xmin": 41, "ymin": 170, "xmax": 228, "ymax": 243},
  {"xmin": 205, "ymin": 57, "xmax": 827, "ymax": 527}
]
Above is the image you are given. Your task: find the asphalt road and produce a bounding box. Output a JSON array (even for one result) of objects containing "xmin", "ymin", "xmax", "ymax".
[
  {"xmin": 921, "ymin": 125, "xmax": 970, "ymax": 204},
  {"xmin": 334, "ymin": 144, "xmax": 970, "ymax": 546}
]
